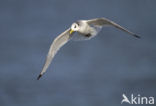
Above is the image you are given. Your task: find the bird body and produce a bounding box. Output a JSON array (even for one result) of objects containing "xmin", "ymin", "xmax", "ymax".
[{"xmin": 37, "ymin": 17, "xmax": 140, "ymax": 80}]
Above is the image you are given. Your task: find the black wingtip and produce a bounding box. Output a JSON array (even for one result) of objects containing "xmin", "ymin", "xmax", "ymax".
[
  {"xmin": 133, "ymin": 34, "xmax": 141, "ymax": 39},
  {"xmin": 37, "ymin": 74, "xmax": 42, "ymax": 80}
]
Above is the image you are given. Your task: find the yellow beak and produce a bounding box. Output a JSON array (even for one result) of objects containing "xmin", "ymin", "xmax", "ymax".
[{"xmin": 69, "ymin": 29, "xmax": 74, "ymax": 34}]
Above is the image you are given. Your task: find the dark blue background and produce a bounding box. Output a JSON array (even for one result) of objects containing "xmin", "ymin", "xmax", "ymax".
[{"xmin": 0, "ymin": 0, "xmax": 156, "ymax": 106}]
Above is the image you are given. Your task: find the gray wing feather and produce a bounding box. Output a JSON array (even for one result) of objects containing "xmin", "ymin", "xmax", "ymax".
[
  {"xmin": 87, "ymin": 18, "xmax": 140, "ymax": 38},
  {"xmin": 37, "ymin": 28, "xmax": 72, "ymax": 80}
]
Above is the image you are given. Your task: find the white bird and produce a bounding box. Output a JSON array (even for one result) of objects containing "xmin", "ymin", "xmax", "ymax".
[{"xmin": 37, "ymin": 17, "xmax": 140, "ymax": 80}]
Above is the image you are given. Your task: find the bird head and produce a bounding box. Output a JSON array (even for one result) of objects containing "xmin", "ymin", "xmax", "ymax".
[{"xmin": 70, "ymin": 23, "xmax": 79, "ymax": 34}]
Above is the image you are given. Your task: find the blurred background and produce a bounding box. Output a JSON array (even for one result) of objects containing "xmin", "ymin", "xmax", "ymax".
[{"xmin": 0, "ymin": 0, "xmax": 156, "ymax": 106}]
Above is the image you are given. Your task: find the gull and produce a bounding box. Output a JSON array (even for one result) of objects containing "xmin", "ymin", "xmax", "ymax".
[{"xmin": 37, "ymin": 17, "xmax": 140, "ymax": 80}]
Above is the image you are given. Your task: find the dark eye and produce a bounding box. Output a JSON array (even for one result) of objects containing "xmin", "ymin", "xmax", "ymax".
[{"xmin": 74, "ymin": 25, "xmax": 76, "ymax": 28}]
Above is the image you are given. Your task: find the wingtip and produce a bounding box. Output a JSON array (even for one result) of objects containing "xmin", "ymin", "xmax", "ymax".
[
  {"xmin": 133, "ymin": 34, "xmax": 141, "ymax": 39},
  {"xmin": 37, "ymin": 74, "xmax": 42, "ymax": 80}
]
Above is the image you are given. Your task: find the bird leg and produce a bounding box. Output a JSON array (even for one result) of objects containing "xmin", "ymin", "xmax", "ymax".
[{"xmin": 85, "ymin": 33, "xmax": 92, "ymax": 37}]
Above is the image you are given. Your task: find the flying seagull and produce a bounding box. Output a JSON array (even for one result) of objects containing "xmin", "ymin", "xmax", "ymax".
[{"xmin": 37, "ymin": 17, "xmax": 140, "ymax": 80}]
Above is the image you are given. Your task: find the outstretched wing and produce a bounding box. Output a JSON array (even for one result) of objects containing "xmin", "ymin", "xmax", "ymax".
[
  {"xmin": 87, "ymin": 18, "xmax": 140, "ymax": 38},
  {"xmin": 37, "ymin": 28, "xmax": 72, "ymax": 80}
]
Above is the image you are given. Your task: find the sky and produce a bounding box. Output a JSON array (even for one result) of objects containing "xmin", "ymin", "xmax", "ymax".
[{"xmin": 0, "ymin": 0, "xmax": 156, "ymax": 106}]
